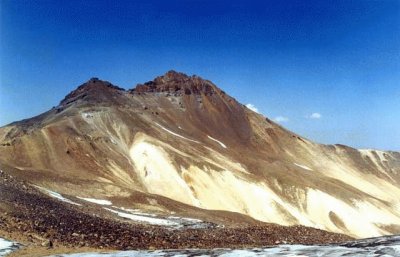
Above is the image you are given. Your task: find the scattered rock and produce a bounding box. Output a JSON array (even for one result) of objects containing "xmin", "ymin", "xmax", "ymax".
[{"xmin": 41, "ymin": 239, "xmax": 53, "ymax": 248}]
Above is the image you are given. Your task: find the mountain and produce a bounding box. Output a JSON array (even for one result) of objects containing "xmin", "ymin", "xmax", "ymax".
[{"xmin": 0, "ymin": 71, "xmax": 399, "ymax": 247}]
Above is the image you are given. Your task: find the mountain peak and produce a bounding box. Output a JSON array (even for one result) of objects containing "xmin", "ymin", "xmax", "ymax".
[
  {"xmin": 60, "ymin": 78, "xmax": 124, "ymax": 105},
  {"xmin": 159, "ymin": 70, "xmax": 190, "ymax": 82},
  {"xmin": 131, "ymin": 71, "xmax": 218, "ymax": 95}
]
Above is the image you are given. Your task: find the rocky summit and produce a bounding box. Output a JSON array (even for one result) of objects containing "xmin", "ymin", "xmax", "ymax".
[
  {"xmin": 132, "ymin": 70, "xmax": 217, "ymax": 95},
  {"xmin": 0, "ymin": 71, "xmax": 399, "ymax": 255}
]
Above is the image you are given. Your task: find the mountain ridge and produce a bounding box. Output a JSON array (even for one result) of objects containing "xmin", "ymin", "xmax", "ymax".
[
  {"xmin": 1, "ymin": 71, "xmax": 399, "ymax": 240},
  {"xmin": 0, "ymin": 72, "xmax": 339, "ymax": 152},
  {"xmin": 6, "ymin": 71, "xmax": 398, "ymax": 152}
]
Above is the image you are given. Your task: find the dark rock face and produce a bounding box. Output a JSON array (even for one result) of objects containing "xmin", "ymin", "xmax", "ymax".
[
  {"xmin": 60, "ymin": 79, "xmax": 125, "ymax": 106},
  {"xmin": 130, "ymin": 70, "xmax": 216, "ymax": 96}
]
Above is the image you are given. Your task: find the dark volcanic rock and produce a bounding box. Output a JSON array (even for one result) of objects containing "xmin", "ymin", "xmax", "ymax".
[
  {"xmin": 60, "ymin": 78, "xmax": 125, "ymax": 106},
  {"xmin": 130, "ymin": 70, "xmax": 216, "ymax": 96}
]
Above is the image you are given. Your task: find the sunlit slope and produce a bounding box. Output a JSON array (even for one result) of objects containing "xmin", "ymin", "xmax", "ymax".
[{"xmin": 1, "ymin": 71, "xmax": 399, "ymax": 238}]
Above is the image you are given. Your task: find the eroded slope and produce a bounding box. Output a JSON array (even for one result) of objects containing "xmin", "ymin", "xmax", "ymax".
[{"xmin": 0, "ymin": 71, "xmax": 399, "ymax": 238}]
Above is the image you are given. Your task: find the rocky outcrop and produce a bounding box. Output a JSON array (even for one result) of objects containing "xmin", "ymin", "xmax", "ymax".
[
  {"xmin": 60, "ymin": 78, "xmax": 125, "ymax": 106},
  {"xmin": 130, "ymin": 70, "xmax": 217, "ymax": 96}
]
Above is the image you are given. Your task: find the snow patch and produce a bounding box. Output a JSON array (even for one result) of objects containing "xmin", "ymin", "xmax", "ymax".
[
  {"xmin": 34, "ymin": 186, "xmax": 81, "ymax": 206},
  {"xmin": 106, "ymin": 206, "xmax": 209, "ymax": 229},
  {"xmin": 155, "ymin": 123, "xmax": 200, "ymax": 143},
  {"xmin": 77, "ymin": 197, "xmax": 112, "ymax": 205},
  {"xmin": 81, "ymin": 112, "xmax": 93, "ymax": 119},
  {"xmin": 168, "ymin": 216, "xmax": 202, "ymax": 223},
  {"xmin": 104, "ymin": 208, "xmax": 179, "ymax": 226},
  {"xmin": 114, "ymin": 206, "xmax": 157, "ymax": 217},
  {"xmin": 294, "ymin": 163, "xmax": 313, "ymax": 171},
  {"xmin": 207, "ymin": 136, "xmax": 227, "ymax": 148},
  {"xmin": 0, "ymin": 238, "xmax": 19, "ymax": 256},
  {"xmin": 42, "ymin": 234, "xmax": 400, "ymax": 256}
]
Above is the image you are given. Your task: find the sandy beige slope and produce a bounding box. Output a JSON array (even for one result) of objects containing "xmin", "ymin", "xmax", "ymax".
[{"xmin": 1, "ymin": 71, "xmax": 399, "ymax": 238}]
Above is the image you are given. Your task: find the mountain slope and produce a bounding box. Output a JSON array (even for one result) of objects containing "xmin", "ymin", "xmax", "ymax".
[{"xmin": 1, "ymin": 71, "xmax": 399, "ymax": 239}]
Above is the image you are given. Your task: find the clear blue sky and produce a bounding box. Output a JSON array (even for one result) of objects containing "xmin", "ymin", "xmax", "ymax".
[{"xmin": 1, "ymin": 0, "xmax": 399, "ymax": 150}]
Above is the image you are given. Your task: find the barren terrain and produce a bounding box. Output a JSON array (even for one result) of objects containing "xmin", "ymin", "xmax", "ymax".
[{"xmin": 0, "ymin": 71, "xmax": 399, "ymax": 255}]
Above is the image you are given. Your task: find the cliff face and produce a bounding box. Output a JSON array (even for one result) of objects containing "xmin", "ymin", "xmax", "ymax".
[{"xmin": 1, "ymin": 71, "xmax": 399, "ymax": 238}]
